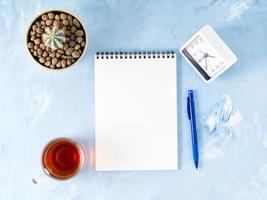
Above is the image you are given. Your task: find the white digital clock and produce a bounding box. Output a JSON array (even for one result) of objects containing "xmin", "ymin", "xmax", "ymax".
[{"xmin": 180, "ymin": 25, "xmax": 237, "ymax": 83}]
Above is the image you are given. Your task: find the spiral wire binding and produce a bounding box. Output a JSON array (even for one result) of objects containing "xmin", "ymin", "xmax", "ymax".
[{"xmin": 95, "ymin": 51, "xmax": 175, "ymax": 59}]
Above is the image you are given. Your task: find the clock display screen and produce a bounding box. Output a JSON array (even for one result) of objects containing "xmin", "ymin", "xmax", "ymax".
[{"xmin": 182, "ymin": 35, "xmax": 226, "ymax": 80}]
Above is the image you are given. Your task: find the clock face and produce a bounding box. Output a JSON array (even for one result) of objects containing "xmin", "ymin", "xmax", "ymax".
[{"xmin": 184, "ymin": 35, "xmax": 226, "ymax": 78}]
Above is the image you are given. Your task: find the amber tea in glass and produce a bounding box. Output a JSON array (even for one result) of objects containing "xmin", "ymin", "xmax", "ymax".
[{"xmin": 42, "ymin": 138, "xmax": 84, "ymax": 180}]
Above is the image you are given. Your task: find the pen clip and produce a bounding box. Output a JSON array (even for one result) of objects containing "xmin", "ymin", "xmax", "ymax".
[{"xmin": 187, "ymin": 97, "xmax": 191, "ymax": 120}]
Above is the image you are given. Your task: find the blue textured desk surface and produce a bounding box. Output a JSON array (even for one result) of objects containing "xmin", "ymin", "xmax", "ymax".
[{"xmin": 0, "ymin": 0, "xmax": 267, "ymax": 199}]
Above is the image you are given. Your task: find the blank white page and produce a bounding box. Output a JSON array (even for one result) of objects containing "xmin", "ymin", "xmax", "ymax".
[{"xmin": 95, "ymin": 52, "xmax": 178, "ymax": 171}]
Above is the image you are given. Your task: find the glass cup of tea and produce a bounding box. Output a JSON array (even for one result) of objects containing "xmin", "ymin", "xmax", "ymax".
[{"xmin": 41, "ymin": 137, "xmax": 85, "ymax": 181}]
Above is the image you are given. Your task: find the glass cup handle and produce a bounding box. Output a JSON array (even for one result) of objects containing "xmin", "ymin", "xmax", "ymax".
[{"xmin": 32, "ymin": 172, "xmax": 49, "ymax": 184}]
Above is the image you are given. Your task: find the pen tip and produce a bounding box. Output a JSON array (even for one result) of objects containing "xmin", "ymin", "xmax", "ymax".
[{"xmin": 194, "ymin": 162, "xmax": 199, "ymax": 170}]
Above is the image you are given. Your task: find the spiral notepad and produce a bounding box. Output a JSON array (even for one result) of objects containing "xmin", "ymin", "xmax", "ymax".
[{"xmin": 95, "ymin": 51, "xmax": 178, "ymax": 171}]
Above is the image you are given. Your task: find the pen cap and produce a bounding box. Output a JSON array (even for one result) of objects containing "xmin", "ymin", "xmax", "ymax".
[
  {"xmin": 187, "ymin": 97, "xmax": 191, "ymax": 119},
  {"xmin": 188, "ymin": 90, "xmax": 194, "ymax": 99}
]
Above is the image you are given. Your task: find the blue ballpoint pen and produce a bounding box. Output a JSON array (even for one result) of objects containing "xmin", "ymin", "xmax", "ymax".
[{"xmin": 187, "ymin": 90, "xmax": 199, "ymax": 169}]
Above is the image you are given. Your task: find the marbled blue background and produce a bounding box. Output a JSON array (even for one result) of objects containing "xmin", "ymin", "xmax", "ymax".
[{"xmin": 0, "ymin": 0, "xmax": 267, "ymax": 199}]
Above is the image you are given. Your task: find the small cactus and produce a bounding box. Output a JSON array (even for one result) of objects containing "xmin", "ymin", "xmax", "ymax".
[{"xmin": 42, "ymin": 27, "xmax": 65, "ymax": 50}]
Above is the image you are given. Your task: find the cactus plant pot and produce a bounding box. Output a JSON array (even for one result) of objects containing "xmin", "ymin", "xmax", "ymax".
[{"xmin": 26, "ymin": 10, "xmax": 88, "ymax": 70}]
